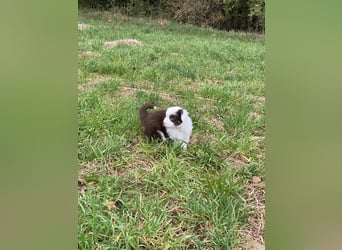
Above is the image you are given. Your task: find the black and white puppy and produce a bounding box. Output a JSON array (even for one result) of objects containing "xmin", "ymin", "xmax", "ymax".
[{"xmin": 139, "ymin": 103, "xmax": 193, "ymax": 149}]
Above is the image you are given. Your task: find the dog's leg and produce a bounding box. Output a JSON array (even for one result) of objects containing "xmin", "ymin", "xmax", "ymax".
[
  {"xmin": 181, "ymin": 142, "xmax": 187, "ymax": 150},
  {"xmin": 157, "ymin": 130, "xmax": 166, "ymax": 141}
]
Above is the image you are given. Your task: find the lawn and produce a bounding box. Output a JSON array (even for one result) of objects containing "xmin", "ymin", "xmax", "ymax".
[{"xmin": 78, "ymin": 8, "xmax": 265, "ymax": 249}]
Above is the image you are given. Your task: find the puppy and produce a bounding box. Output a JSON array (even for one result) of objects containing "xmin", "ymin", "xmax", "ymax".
[{"xmin": 139, "ymin": 103, "xmax": 193, "ymax": 149}]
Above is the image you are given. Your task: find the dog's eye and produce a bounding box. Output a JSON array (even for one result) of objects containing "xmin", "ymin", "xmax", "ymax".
[{"xmin": 169, "ymin": 115, "xmax": 181, "ymax": 125}]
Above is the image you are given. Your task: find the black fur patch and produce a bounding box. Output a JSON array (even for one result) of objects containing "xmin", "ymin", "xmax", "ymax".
[
  {"xmin": 139, "ymin": 103, "xmax": 169, "ymax": 140},
  {"xmin": 169, "ymin": 109, "xmax": 183, "ymax": 126}
]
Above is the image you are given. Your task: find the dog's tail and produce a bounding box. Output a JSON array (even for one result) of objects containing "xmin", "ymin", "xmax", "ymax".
[{"xmin": 140, "ymin": 103, "xmax": 156, "ymax": 121}]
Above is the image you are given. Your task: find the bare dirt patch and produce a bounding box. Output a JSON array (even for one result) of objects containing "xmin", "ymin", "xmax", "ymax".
[
  {"xmin": 205, "ymin": 78, "xmax": 221, "ymax": 85},
  {"xmin": 244, "ymin": 239, "xmax": 265, "ymax": 250},
  {"xmin": 228, "ymin": 152, "xmax": 251, "ymax": 167},
  {"xmin": 189, "ymin": 78, "xmax": 221, "ymax": 90},
  {"xmin": 207, "ymin": 116, "xmax": 224, "ymax": 130},
  {"xmin": 78, "ymin": 74, "xmax": 112, "ymax": 91},
  {"xmin": 189, "ymin": 133, "xmax": 199, "ymax": 144},
  {"xmin": 159, "ymin": 92, "xmax": 178, "ymax": 103},
  {"xmin": 78, "ymin": 23, "xmax": 91, "ymax": 30},
  {"xmin": 79, "ymin": 51, "xmax": 97, "ymax": 58},
  {"xmin": 117, "ymin": 87, "xmax": 136, "ymax": 98},
  {"xmin": 124, "ymin": 153, "xmax": 155, "ymax": 171},
  {"xmin": 103, "ymin": 143, "xmax": 157, "ymax": 179},
  {"xmin": 79, "ymin": 159, "xmax": 104, "ymax": 178},
  {"xmin": 103, "ymin": 11, "xmax": 129, "ymax": 22},
  {"xmin": 78, "ymin": 151, "xmax": 155, "ymax": 181},
  {"xmin": 104, "ymin": 39, "xmax": 142, "ymax": 48}
]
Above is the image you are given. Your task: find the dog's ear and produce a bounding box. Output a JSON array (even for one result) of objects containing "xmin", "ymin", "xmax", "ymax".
[{"xmin": 177, "ymin": 109, "xmax": 183, "ymax": 117}]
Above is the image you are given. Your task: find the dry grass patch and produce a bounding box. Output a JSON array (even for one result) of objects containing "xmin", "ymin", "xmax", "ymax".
[
  {"xmin": 103, "ymin": 11, "xmax": 129, "ymax": 22},
  {"xmin": 78, "ymin": 152, "xmax": 156, "ymax": 181},
  {"xmin": 159, "ymin": 92, "xmax": 178, "ymax": 104},
  {"xmin": 104, "ymin": 39, "xmax": 142, "ymax": 48},
  {"xmin": 79, "ymin": 51, "xmax": 97, "ymax": 58},
  {"xmin": 78, "ymin": 73, "xmax": 112, "ymax": 91},
  {"xmin": 207, "ymin": 116, "xmax": 225, "ymax": 130},
  {"xmin": 117, "ymin": 87, "xmax": 136, "ymax": 98},
  {"xmin": 123, "ymin": 153, "xmax": 155, "ymax": 171},
  {"xmin": 240, "ymin": 179, "xmax": 265, "ymax": 250},
  {"xmin": 108, "ymin": 144, "xmax": 157, "ymax": 179},
  {"xmin": 79, "ymin": 159, "xmax": 104, "ymax": 178},
  {"xmin": 228, "ymin": 152, "xmax": 251, "ymax": 167},
  {"xmin": 78, "ymin": 23, "xmax": 91, "ymax": 30},
  {"xmin": 248, "ymin": 112, "xmax": 262, "ymax": 120},
  {"xmin": 188, "ymin": 78, "xmax": 221, "ymax": 90},
  {"xmin": 252, "ymin": 96, "xmax": 265, "ymax": 111}
]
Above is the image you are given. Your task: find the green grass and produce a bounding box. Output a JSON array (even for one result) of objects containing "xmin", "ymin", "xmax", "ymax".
[{"xmin": 78, "ymin": 8, "xmax": 265, "ymax": 249}]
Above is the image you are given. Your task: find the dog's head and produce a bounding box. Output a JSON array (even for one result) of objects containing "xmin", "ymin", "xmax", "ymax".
[{"xmin": 163, "ymin": 106, "xmax": 186, "ymax": 128}]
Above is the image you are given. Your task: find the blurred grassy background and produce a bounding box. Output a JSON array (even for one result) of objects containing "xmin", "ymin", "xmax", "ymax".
[
  {"xmin": 266, "ymin": 1, "xmax": 342, "ymax": 249},
  {"xmin": 0, "ymin": 1, "xmax": 77, "ymax": 250}
]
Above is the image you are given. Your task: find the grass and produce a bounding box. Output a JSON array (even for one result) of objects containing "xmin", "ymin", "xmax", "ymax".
[{"xmin": 78, "ymin": 8, "xmax": 265, "ymax": 249}]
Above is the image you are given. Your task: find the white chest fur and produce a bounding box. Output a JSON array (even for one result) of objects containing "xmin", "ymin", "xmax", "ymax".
[{"xmin": 166, "ymin": 115, "xmax": 192, "ymax": 149}]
